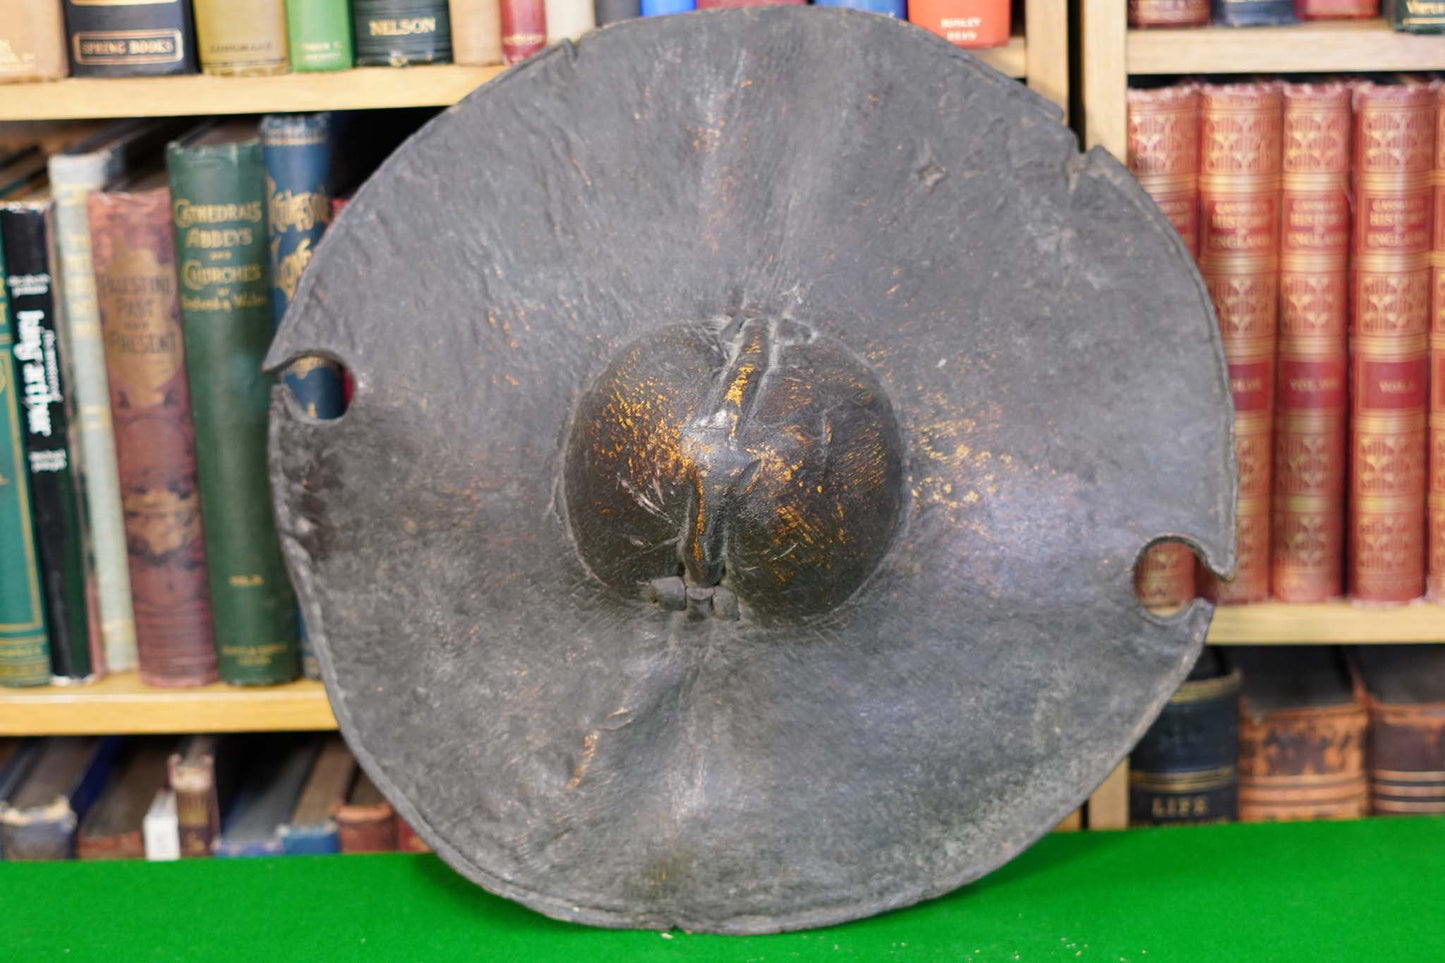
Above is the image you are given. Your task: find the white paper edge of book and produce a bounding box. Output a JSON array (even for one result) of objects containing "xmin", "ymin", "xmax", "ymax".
[{"xmin": 143, "ymin": 788, "xmax": 179, "ymax": 862}]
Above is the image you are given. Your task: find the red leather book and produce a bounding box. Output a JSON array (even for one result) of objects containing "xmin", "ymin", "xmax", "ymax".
[
  {"xmin": 1430, "ymin": 84, "xmax": 1445, "ymax": 600},
  {"xmin": 1198, "ymin": 83, "xmax": 1283, "ymax": 604},
  {"xmin": 499, "ymin": 0, "xmax": 544, "ymax": 64},
  {"xmin": 1351, "ymin": 82, "xmax": 1434, "ymax": 604},
  {"xmin": 1129, "ymin": 0, "xmax": 1210, "ymax": 26},
  {"xmin": 1357, "ymin": 645, "xmax": 1445, "ymax": 815},
  {"xmin": 1295, "ymin": 0, "xmax": 1376, "ymax": 17},
  {"xmin": 1272, "ymin": 82, "xmax": 1351, "ymax": 603},
  {"xmin": 88, "ymin": 181, "xmax": 217, "ymax": 686},
  {"xmin": 1128, "ymin": 84, "xmax": 1201, "ymax": 609},
  {"xmin": 335, "ymin": 770, "xmax": 397, "ymax": 853}
]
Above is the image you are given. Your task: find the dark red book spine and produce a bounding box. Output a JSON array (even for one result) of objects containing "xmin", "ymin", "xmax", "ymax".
[
  {"xmin": 1294, "ymin": 0, "xmax": 1376, "ymax": 17},
  {"xmin": 500, "ymin": 0, "xmax": 544, "ymax": 64},
  {"xmin": 1351, "ymin": 83, "xmax": 1434, "ymax": 604},
  {"xmin": 1430, "ymin": 84, "xmax": 1445, "ymax": 600},
  {"xmin": 1127, "ymin": 84, "xmax": 1201, "ymax": 609},
  {"xmin": 88, "ymin": 187, "xmax": 217, "ymax": 686},
  {"xmin": 1198, "ymin": 83, "xmax": 1284, "ymax": 605},
  {"xmin": 1272, "ymin": 82, "xmax": 1351, "ymax": 602},
  {"xmin": 1129, "ymin": 0, "xmax": 1210, "ymax": 26}
]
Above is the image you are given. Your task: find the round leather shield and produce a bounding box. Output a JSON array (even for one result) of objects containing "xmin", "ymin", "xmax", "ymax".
[{"xmin": 267, "ymin": 7, "xmax": 1235, "ymax": 935}]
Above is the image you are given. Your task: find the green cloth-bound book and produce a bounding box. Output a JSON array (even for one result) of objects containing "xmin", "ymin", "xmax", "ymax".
[
  {"xmin": 166, "ymin": 122, "xmax": 301, "ymax": 686},
  {"xmin": 286, "ymin": 0, "xmax": 354, "ymax": 71}
]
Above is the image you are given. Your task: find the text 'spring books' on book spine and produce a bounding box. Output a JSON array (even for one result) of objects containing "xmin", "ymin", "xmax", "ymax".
[
  {"xmin": 142, "ymin": 787, "xmax": 180, "ymax": 860},
  {"xmin": 193, "ymin": 0, "xmax": 289, "ymax": 76},
  {"xmin": 908, "ymin": 0, "xmax": 1011, "ymax": 48},
  {"xmin": 1129, "ymin": 652, "xmax": 1240, "ymax": 826},
  {"xmin": 63, "ymin": 0, "xmax": 198, "ymax": 77},
  {"xmin": 812, "ymin": 0, "xmax": 906, "ymax": 16},
  {"xmin": 1198, "ymin": 83, "xmax": 1283, "ymax": 605},
  {"xmin": 1431, "ymin": 84, "xmax": 1445, "ymax": 601},
  {"xmin": 1351, "ymin": 82, "xmax": 1434, "ymax": 605},
  {"xmin": 1, "ymin": 201, "xmax": 95, "ymax": 681},
  {"xmin": 1212, "ymin": 0, "xmax": 1296, "ymax": 23},
  {"xmin": 1129, "ymin": 0, "xmax": 1210, "ymax": 26},
  {"xmin": 1127, "ymin": 84, "xmax": 1201, "ymax": 610},
  {"xmin": 168, "ymin": 125, "xmax": 301, "ymax": 686},
  {"xmin": 287, "ymin": 0, "xmax": 353, "ymax": 71},
  {"xmin": 0, "ymin": 736, "xmax": 119, "ymax": 860},
  {"xmin": 0, "ymin": 239, "xmax": 49, "ymax": 688},
  {"xmin": 0, "ymin": 0, "xmax": 68, "ymax": 82},
  {"xmin": 78, "ymin": 738, "xmax": 171, "ymax": 859},
  {"xmin": 1297, "ymin": 0, "xmax": 1377, "ymax": 15},
  {"xmin": 1356, "ymin": 645, "xmax": 1445, "ymax": 815},
  {"xmin": 501, "ymin": 0, "xmax": 546, "ymax": 62},
  {"xmin": 449, "ymin": 0, "xmax": 502, "ymax": 62},
  {"xmin": 88, "ymin": 184, "xmax": 217, "ymax": 688},
  {"xmin": 594, "ymin": 0, "xmax": 640, "ymax": 25},
  {"xmin": 1273, "ymin": 82, "xmax": 1351, "ymax": 603},
  {"xmin": 336, "ymin": 769, "xmax": 398, "ymax": 853},
  {"xmin": 353, "ymin": 0, "xmax": 453, "ymax": 66},
  {"xmin": 1390, "ymin": 0, "xmax": 1445, "ymax": 31},
  {"xmin": 1229, "ymin": 646, "xmax": 1369, "ymax": 822},
  {"xmin": 544, "ymin": 0, "xmax": 594, "ymax": 42}
]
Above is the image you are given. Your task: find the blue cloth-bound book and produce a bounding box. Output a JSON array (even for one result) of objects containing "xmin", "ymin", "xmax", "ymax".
[
  {"xmin": 279, "ymin": 735, "xmax": 355, "ymax": 855},
  {"xmin": 812, "ymin": 0, "xmax": 905, "ymax": 16},
  {"xmin": 0, "ymin": 737, "xmax": 121, "ymax": 860},
  {"xmin": 1212, "ymin": 0, "xmax": 1295, "ymax": 24},
  {"xmin": 215, "ymin": 737, "xmax": 322, "ymax": 858},
  {"xmin": 642, "ymin": 0, "xmax": 694, "ymax": 14}
]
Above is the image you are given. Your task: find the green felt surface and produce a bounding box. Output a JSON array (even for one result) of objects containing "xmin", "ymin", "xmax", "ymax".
[{"xmin": 3, "ymin": 817, "xmax": 1440, "ymax": 961}]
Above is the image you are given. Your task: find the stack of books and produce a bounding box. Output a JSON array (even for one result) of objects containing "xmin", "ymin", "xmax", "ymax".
[{"xmin": 1130, "ymin": 1, "xmax": 1439, "ymax": 31}]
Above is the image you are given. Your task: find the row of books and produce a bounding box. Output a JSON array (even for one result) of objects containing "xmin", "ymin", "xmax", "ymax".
[
  {"xmin": 0, "ymin": 113, "xmax": 437, "ymax": 690},
  {"xmin": 1128, "ymin": 78, "xmax": 1445, "ymax": 608},
  {"xmin": 0, "ymin": 0, "xmax": 1015, "ymax": 85},
  {"xmin": 1130, "ymin": 0, "xmax": 1436, "ymax": 30},
  {"xmin": 1129, "ymin": 644, "xmax": 1445, "ymax": 827},
  {"xmin": 0, "ymin": 732, "xmax": 428, "ymax": 860}
]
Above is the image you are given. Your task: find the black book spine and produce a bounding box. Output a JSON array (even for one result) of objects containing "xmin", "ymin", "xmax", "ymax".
[
  {"xmin": 0, "ymin": 207, "xmax": 92, "ymax": 680},
  {"xmin": 1129, "ymin": 670, "xmax": 1241, "ymax": 826},
  {"xmin": 352, "ymin": 0, "xmax": 452, "ymax": 66},
  {"xmin": 63, "ymin": 0, "xmax": 198, "ymax": 77},
  {"xmin": 595, "ymin": 0, "xmax": 641, "ymax": 24},
  {"xmin": 1211, "ymin": 0, "xmax": 1296, "ymax": 23}
]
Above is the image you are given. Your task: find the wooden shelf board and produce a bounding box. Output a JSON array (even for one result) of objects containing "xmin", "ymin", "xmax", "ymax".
[
  {"xmin": 0, "ymin": 671, "xmax": 335, "ymax": 736},
  {"xmin": 1128, "ymin": 18, "xmax": 1445, "ymax": 75},
  {"xmin": 1207, "ymin": 600, "xmax": 1445, "ymax": 645},
  {"xmin": 0, "ymin": 39, "xmax": 1028, "ymax": 121}
]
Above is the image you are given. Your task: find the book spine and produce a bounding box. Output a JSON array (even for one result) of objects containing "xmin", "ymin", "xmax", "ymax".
[
  {"xmin": 448, "ymin": 0, "xmax": 501, "ymax": 62},
  {"xmin": 169, "ymin": 760, "xmax": 217, "ymax": 858},
  {"xmin": 353, "ymin": 0, "xmax": 453, "ymax": 66},
  {"xmin": 1127, "ymin": 85, "xmax": 1201, "ymax": 609},
  {"xmin": 1390, "ymin": 0, "xmax": 1445, "ymax": 31},
  {"xmin": 47, "ymin": 155, "xmax": 138, "ymax": 674},
  {"xmin": 1295, "ymin": 0, "xmax": 1376, "ymax": 16},
  {"xmin": 1238, "ymin": 701, "xmax": 1369, "ymax": 821},
  {"xmin": 287, "ymin": 0, "xmax": 353, "ymax": 71},
  {"xmin": 1431, "ymin": 84, "xmax": 1445, "ymax": 601},
  {"xmin": 88, "ymin": 187, "xmax": 217, "ymax": 688},
  {"xmin": 1367, "ymin": 700, "xmax": 1445, "ymax": 814},
  {"xmin": 594, "ymin": 0, "xmax": 641, "ymax": 24},
  {"xmin": 337, "ymin": 804, "xmax": 399, "ymax": 853},
  {"xmin": 168, "ymin": 139, "xmax": 302, "ymax": 686},
  {"xmin": 1273, "ymin": 83, "xmax": 1351, "ymax": 603},
  {"xmin": 1129, "ymin": 671, "xmax": 1240, "ymax": 826},
  {"xmin": 812, "ymin": 0, "xmax": 906, "ymax": 14},
  {"xmin": 0, "ymin": 242, "xmax": 50, "ymax": 687},
  {"xmin": 695, "ymin": 0, "xmax": 805, "ymax": 5},
  {"xmin": 640, "ymin": 0, "xmax": 694, "ymax": 12},
  {"xmin": 907, "ymin": 0, "xmax": 1011, "ymax": 48},
  {"xmin": 1128, "ymin": 0, "xmax": 1210, "ymax": 25},
  {"xmin": 395, "ymin": 815, "xmax": 431, "ymax": 852},
  {"xmin": 193, "ymin": 0, "xmax": 289, "ymax": 76},
  {"xmin": 1198, "ymin": 83, "xmax": 1283, "ymax": 605},
  {"xmin": 142, "ymin": 788, "xmax": 180, "ymax": 860},
  {"xmin": 544, "ymin": 0, "xmax": 594, "ymax": 41},
  {"xmin": 1351, "ymin": 84, "xmax": 1434, "ymax": 604},
  {"xmin": 500, "ymin": 0, "xmax": 546, "ymax": 61},
  {"xmin": 1, "ymin": 206, "xmax": 93, "ymax": 680},
  {"xmin": 1211, "ymin": 0, "xmax": 1296, "ymax": 22},
  {"xmin": 0, "ymin": 0, "xmax": 68, "ymax": 81},
  {"xmin": 62, "ymin": 0, "xmax": 198, "ymax": 77},
  {"xmin": 0, "ymin": 811, "xmax": 78, "ymax": 860}
]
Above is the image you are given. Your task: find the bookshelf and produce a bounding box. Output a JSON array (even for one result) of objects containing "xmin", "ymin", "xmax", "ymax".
[{"xmin": 1080, "ymin": 11, "xmax": 1445, "ymax": 158}]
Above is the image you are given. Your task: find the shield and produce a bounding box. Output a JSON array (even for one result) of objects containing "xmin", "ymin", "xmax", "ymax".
[{"xmin": 266, "ymin": 7, "xmax": 1235, "ymax": 935}]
